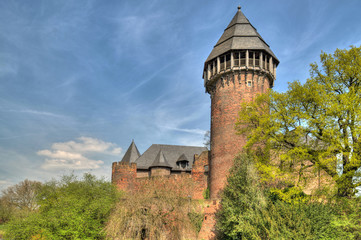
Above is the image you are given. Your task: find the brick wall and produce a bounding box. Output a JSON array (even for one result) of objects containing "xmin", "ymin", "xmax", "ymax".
[
  {"xmin": 150, "ymin": 167, "xmax": 171, "ymax": 177},
  {"xmin": 209, "ymin": 71, "xmax": 271, "ymax": 199},
  {"xmin": 111, "ymin": 162, "xmax": 137, "ymax": 191},
  {"xmin": 191, "ymin": 150, "xmax": 210, "ymax": 199}
]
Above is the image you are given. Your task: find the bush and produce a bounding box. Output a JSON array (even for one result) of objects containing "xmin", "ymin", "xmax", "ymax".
[{"xmin": 4, "ymin": 173, "xmax": 119, "ymax": 240}]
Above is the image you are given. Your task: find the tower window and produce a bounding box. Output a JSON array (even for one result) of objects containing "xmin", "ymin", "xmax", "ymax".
[
  {"xmin": 255, "ymin": 52, "xmax": 260, "ymax": 67},
  {"xmin": 249, "ymin": 51, "xmax": 254, "ymax": 67},
  {"xmin": 225, "ymin": 54, "xmax": 231, "ymax": 69},
  {"xmin": 233, "ymin": 52, "xmax": 240, "ymax": 67},
  {"xmin": 240, "ymin": 51, "xmax": 246, "ymax": 65},
  {"xmin": 220, "ymin": 55, "xmax": 225, "ymax": 71},
  {"xmin": 247, "ymin": 81, "xmax": 252, "ymax": 87}
]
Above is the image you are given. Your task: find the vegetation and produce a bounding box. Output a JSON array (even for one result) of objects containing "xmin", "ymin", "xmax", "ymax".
[
  {"xmin": 3, "ymin": 173, "xmax": 119, "ymax": 240},
  {"xmin": 105, "ymin": 177, "xmax": 200, "ymax": 240},
  {"xmin": 236, "ymin": 46, "xmax": 361, "ymax": 197},
  {"xmin": 0, "ymin": 179, "xmax": 42, "ymax": 223},
  {"xmin": 217, "ymin": 153, "xmax": 361, "ymax": 240}
]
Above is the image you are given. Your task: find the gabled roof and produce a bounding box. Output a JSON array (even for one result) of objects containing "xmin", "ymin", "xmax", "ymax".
[
  {"xmin": 205, "ymin": 6, "xmax": 279, "ymax": 64},
  {"xmin": 135, "ymin": 144, "xmax": 207, "ymax": 170},
  {"xmin": 120, "ymin": 140, "xmax": 141, "ymax": 164},
  {"xmin": 176, "ymin": 153, "xmax": 189, "ymax": 162},
  {"xmin": 150, "ymin": 150, "xmax": 172, "ymax": 169}
]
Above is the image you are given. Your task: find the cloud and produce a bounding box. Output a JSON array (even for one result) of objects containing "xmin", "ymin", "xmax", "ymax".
[{"xmin": 38, "ymin": 137, "xmax": 121, "ymax": 170}]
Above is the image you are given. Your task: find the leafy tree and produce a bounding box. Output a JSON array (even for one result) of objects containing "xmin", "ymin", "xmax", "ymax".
[
  {"xmin": 236, "ymin": 46, "xmax": 361, "ymax": 197},
  {"xmin": 0, "ymin": 179, "xmax": 42, "ymax": 222},
  {"xmin": 4, "ymin": 173, "xmax": 119, "ymax": 240},
  {"xmin": 216, "ymin": 154, "xmax": 271, "ymax": 239}
]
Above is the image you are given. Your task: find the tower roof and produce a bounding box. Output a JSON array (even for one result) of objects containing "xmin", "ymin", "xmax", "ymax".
[
  {"xmin": 150, "ymin": 150, "xmax": 172, "ymax": 168},
  {"xmin": 120, "ymin": 140, "xmax": 141, "ymax": 164},
  {"xmin": 205, "ymin": 6, "xmax": 279, "ymax": 64}
]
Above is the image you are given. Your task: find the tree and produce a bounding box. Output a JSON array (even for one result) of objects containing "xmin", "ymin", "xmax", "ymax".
[
  {"xmin": 4, "ymin": 173, "xmax": 119, "ymax": 240},
  {"xmin": 0, "ymin": 179, "xmax": 42, "ymax": 222},
  {"xmin": 236, "ymin": 46, "xmax": 361, "ymax": 197}
]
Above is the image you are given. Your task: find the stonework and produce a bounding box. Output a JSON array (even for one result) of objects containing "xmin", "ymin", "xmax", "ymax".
[
  {"xmin": 209, "ymin": 71, "xmax": 272, "ymax": 198},
  {"xmin": 111, "ymin": 6, "xmax": 280, "ymax": 240}
]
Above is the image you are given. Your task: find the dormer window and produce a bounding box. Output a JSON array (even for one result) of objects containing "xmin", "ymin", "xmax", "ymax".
[
  {"xmin": 176, "ymin": 161, "xmax": 189, "ymax": 169},
  {"xmin": 176, "ymin": 153, "xmax": 189, "ymax": 170}
]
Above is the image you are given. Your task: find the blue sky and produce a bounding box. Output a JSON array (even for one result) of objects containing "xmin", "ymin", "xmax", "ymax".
[{"xmin": 1, "ymin": 0, "xmax": 361, "ymax": 190}]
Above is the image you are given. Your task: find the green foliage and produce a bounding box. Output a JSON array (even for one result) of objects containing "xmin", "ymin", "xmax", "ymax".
[
  {"xmin": 4, "ymin": 173, "xmax": 119, "ymax": 240},
  {"xmin": 0, "ymin": 179, "xmax": 42, "ymax": 223},
  {"xmin": 217, "ymin": 153, "xmax": 361, "ymax": 239},
  {"xmin": 236, "ymin": 46, "xmax": 361, "ymax": 197},
  {"xmin": 217, "ymin": 154, "xmax": 270, "ymax": 240},
  {"xmin": 202, "ymin": 188, "xmax": 210, "ymax": 199},
  {"xmin": 269, "ymin": 186, "xmax": 308, "ymax": 204},
  {"xmin": 188, "ymin": 211, "xmax": 204, "ymax": 233}
]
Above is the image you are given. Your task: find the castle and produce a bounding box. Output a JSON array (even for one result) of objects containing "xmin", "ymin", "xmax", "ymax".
[{"xmin": 112, "ymin": 6, "xmax": 279, "ymax": 200}]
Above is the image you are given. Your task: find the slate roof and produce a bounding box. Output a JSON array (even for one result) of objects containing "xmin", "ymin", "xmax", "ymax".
[
  {"xmin": 135, "ymin": 144, "xmax": 208, "ymax": 170},
  {"xmin": 205, "ymin": 6, "xmax": 279, "ymax": 64},
  {"xmin": 150, "ymin": 150, "xmax": 172, "ymax": 168},
  {"xmin": 120, "ymin": 140, "xmax": 141, "ymax": 164}
]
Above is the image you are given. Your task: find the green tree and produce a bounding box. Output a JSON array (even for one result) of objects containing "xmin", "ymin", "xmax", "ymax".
[
  {"xmin": 4, "ymin": 173, "xmax": 119, "ymax": 240},
  {"xmin": 216, "ymin": 154, "xmax": 270, "ymax": 239},
  {"xmin": 236, "ymin": 46, "xmax": 361, "ymax": 197}
]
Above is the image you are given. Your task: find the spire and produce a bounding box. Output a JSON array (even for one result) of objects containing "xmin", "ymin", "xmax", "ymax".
[
  {"xmin": 120, "ymin": 140, "xmax": 141, "ymax": 164},
  {"xmin": 150, "ymin": 150, "xmax": 172, "ymax": 168},
  {"xmin": 205, "ymin": 6, "xmax": 279, "ymax": 64}
]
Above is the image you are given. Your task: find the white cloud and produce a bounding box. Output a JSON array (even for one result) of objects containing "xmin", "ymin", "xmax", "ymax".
[
  {"xmin": 51, "ymin": 137, "xmax": 121, "ymax": 155},
  {"xmin": 38, "ymin": 137, "xmax": 121, "ymax": 170}
]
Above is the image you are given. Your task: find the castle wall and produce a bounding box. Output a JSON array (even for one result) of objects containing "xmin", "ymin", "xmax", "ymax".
[
  {"xmin": 210, "ymin": 71, "xmax": 271, "ymax": 199},
  {"xmin": 150, "ymin": 167, "xmax": 171, "ymax": 177},
  {"xmin": 191, "ymin": 151, "xmax": 210, "ymax": 199},
  {"xmin": 112, "ymin": 162, "xmax": 137, "ymax": 191}
]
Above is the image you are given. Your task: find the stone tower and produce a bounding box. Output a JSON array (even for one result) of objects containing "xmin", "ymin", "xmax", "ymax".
[{"xmin": 203, "ymin": 6, "xmax": 279, "ymax": 199}]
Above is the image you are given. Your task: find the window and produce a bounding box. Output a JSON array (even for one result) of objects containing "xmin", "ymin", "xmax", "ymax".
[
  {"xmin": 177, "ymin": 161, "xmax": 189, "ymax": 169},
  {"xmin": 240, "ymin": 51, "xmax": 246, "ymax": 65},
  {"xmin": 226, "ymin": 54, "xmax": 231, "ymax": 69},
  {"xmin": 249, "ymin": 51, "xmax": 254, "ymax": 67},
  {"xmin": 247, "ymin": 81, "xmax": 252, "ymax": 87},
  {"xmin": 220, "ymin": 55, "xmax": 225, "ymax": 71},
  {"xmin": 233, "ymin": 52, "xmax": 240, "ymax": 67},
  {"xmin": 255, "ymin": 52, "xmax": 260, "ymax": 67}
]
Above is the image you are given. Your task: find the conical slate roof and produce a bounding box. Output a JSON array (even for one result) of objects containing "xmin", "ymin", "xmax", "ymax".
[
  {"xmin": 150, "ymin": 150, "xmax": 172, "ymax": 168},
  {"xmin": 120, "ymin": 140, "xmax": 141, "ymax": 164},
  {"xmin": 205, "ymin": 6, "xmax": 279, "ymax": 64}
]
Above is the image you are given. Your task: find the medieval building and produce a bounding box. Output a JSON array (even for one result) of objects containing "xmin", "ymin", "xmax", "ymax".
[{"xmin": 112, "ymin": 5, "xmax": 279, "ymax": 201}]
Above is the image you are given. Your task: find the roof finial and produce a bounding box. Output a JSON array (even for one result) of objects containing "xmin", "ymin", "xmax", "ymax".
[{"xmin": 238, "ymin": 5, "xmax": 241, "ymax": 11}]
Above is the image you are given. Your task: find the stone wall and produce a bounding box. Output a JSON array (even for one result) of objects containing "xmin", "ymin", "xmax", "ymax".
[
  {"xmin": 111, "ymin": 162, "xmax": 137, "ymax": 191},
  {"xmin": 209, "ymin": 71, "xmax": 271, "ymax": 199}
]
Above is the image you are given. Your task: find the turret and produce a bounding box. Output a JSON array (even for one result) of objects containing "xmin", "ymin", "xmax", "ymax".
[{"xmin": 204, "ymin": 6, "xmax": 279, "ymax": 199}]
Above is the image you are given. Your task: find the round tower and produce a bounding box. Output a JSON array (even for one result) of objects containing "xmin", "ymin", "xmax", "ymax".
[{"xmin": 203, "ymin": 6, "xmax": 279, "ymax": 199}]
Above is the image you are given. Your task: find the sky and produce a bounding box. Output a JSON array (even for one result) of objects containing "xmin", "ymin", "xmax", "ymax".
[{"xmin": 1, "ymin": 0, "xmax": 361, "ymax": 191}]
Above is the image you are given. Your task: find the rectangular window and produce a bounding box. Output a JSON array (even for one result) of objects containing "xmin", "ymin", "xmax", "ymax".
[
  {"xmin": 248, "ymin": 51, "xmax": 254, "ymax": 67},
  {"xmin": 226, "ymin": 54, "xmax": 231, "ymax": 69},
  {"xmin": 220, "ymin": 55, "xmax": 225, "ymax": 71},
  {"xmin": 255, "ymin": 52, "xmax": 260, "ymax": 67},
  {"xmin": 247, "ymin": 81, "xmax": 252, "ymax": 87},
  {"xmin": 240, "ymin": 51, "xmax": 246, "ymax": 66},
  {"xmin": 233, "ymin": 52, "xmax": 240, "ymax": 67}
]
